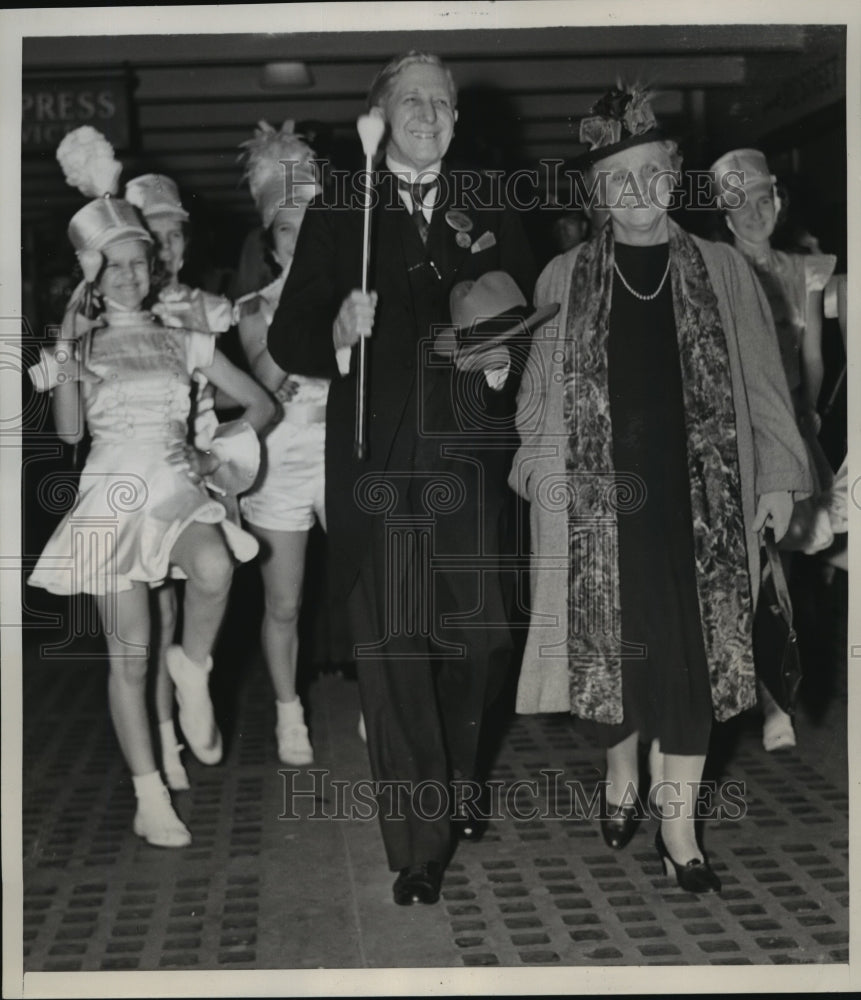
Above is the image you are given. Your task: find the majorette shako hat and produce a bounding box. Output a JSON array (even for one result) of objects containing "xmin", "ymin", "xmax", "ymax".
[
  {"xmin": 67, "ymin": 199, "xmax": 154, "ymax": 254},
  {"xmin": 239, "ymin": 120, "xmax": 321, "ymax": 229},
  {"xmin": 125, "ymin": 173, "xmax": 189, "ymax": 221},
  {"xmin": 57, "ymin": 126, "xmax": 152, "ymax": 254},
  {"xmin": 709, "ymin": 148, "xmax": 777, "ymax": 209},
  {"xmin": 433, "ymin": 271, "xmax": 560, "ymax": 366},
  {"xmin": 575, "ymin": 83, "xmax": 662, "ymax": 168}
]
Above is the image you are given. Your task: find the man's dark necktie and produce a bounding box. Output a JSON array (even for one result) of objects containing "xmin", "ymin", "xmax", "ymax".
[{"xmin": 398, "ymin": 178, "xmax": 438, "ymax": 246}]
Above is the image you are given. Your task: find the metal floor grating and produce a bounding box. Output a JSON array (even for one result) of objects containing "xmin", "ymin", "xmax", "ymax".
[
  {"xmin": 20, "ymin": 648, "xmax": 849, "ymax": 970},
  {"xmin": 437, "ymin": 712, "xmax": 849, "ymax": 967}
]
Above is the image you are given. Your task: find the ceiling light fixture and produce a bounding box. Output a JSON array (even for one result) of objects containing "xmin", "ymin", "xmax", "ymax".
[{"xmin": 260, "ymin": 62, "xmax": 313, "ymax": 90}]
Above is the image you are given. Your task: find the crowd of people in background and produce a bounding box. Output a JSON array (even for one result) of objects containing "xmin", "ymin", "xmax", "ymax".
[{"xmin": 24, "ymin": 52, "xmax": 848, "ymax": 906}]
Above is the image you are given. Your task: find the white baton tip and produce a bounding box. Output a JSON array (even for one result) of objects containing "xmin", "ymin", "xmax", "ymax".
[{"xmin": 356, "ymin": 112, "xmax": 386, "ymax": 157}]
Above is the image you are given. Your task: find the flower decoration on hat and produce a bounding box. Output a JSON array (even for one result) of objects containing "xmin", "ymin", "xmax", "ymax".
[
  {"xmin": 578, "ymin": 82, "xmax": 660, "ymax": 162},
  {"xmin": 239, "ymin": 120, "xmax": 321, "ymax": 229}
]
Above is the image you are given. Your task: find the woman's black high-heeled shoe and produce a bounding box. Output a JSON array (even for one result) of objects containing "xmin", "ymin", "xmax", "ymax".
[
  {"xmin": 655, "ymin": 829, "xmax": 721, "ymax": 894},
  {"xmin": 599, "ymin": 783, "xmax": 639, "ymax": 850}
]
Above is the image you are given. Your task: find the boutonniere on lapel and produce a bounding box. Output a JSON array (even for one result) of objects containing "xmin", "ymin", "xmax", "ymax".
[{"xmin": 445, "ymin": 209, "xmax": 473, "ymax": 248}]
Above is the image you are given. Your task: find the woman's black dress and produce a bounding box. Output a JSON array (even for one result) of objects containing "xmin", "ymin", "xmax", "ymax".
[{"xmin": 581, "ymin": 241, "xmax": 713, "ymax": 756}]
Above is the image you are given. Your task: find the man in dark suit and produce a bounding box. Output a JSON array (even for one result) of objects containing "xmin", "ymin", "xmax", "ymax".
[{"xmin": 268, "ymin": 51, "xmax": 536, "ymax": 904}]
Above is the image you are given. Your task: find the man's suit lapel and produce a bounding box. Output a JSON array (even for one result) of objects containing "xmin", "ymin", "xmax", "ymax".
[
  {"xmin": 366, "ymin": 171, "xmax": 427, "ymax": 469},
  {"xmin": 428, "ymin": 169, "xmax": 473, "ymax": 284}
]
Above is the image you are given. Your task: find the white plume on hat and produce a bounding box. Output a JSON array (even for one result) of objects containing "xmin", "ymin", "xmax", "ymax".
[
  {"xmin": 239, "ymin": 120, "xmax": 320, "ymax": 228},
  {"xmin": 56, "ymin": 125, "xmax": 123, "ymax": 199}
]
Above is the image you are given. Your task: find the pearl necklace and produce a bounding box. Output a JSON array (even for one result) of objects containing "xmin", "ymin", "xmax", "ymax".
[{"xmin": 613, "ymin": 257, "xmax": 671, "ymax": 301}]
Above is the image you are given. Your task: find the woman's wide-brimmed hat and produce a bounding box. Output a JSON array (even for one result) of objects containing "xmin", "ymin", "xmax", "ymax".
[
  {"xmin": 574, "ymin": 83, "xmax": 663, "ymax": 168},
  {"xmin": 433, "ymin": 271, "xmax": 560, "ymax": 365}
]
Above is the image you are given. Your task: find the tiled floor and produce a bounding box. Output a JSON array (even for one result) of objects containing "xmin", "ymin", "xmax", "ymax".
[{"xmin": 17, "ymin": 569, "xmax": 849, "ymax": 978}]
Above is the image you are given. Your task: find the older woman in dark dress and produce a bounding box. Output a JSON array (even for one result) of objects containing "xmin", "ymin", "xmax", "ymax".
[{"xmin": 510, "ymin": 87, "xmax": 811, "ymax": 892}]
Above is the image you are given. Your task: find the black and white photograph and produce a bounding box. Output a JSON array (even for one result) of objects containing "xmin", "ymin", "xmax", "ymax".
[{"xmin": 1, "ymin": 2, "xmax": 857, "ymax": 995}]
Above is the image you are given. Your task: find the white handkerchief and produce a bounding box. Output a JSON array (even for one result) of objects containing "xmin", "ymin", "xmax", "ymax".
[
  {"xmin": 470, "ymin": 231, "xmax": 497, "ymax": 254},
  {"xmin": 484, "ymin": 362, "xmax": 510, "ymax": 390},
  {"xmin": 336, "ymin": 346, "xmax": 352, "ymax": 376}
]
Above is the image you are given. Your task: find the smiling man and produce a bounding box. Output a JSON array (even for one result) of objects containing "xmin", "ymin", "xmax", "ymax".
[
  {"xmin": 378, "ymin": 56, "xmax": 457, "ymax": 176},
  {"xmin": 268, "ymin": 51, "xmax": 536, "ymax": 905}
]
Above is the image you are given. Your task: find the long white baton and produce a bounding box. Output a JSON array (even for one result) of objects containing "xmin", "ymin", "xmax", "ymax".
[
  {"xmin": 354, "ymin": 111, "xmax": 385, "ymax": 460},
  {"xmin": 72, "ymin": 251, "xmax": 103, "ymax": 467}
]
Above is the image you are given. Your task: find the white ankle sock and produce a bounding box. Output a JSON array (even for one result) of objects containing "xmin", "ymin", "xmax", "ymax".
[
  {"xmin": 132, "ymin": 770, "xmax": 166, "ymax": 800},
  {"xmin": 178, "ymin": 647, "xmax": 212, "ymax": 673},
  {"xmin": 276, "ymin": 698, "xmax": 304, "ymax": 728}
]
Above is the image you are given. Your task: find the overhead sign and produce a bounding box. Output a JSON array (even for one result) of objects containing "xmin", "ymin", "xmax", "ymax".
[
  {"xmin": 760, "ymin": 48, "xmax": 844, "ymax": 125},
  {"xmin": 22, "ymin": 74, "xmax": 131, "ymax": 152}
]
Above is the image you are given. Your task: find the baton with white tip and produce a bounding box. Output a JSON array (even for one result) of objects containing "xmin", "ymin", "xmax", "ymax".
[
  {"xmin": 354, "ymin": 111, "xmax": 386, "ymax": 460},
  {"xmin": 77, "ymin": 249, "xmax": 103, "ymax": 371},
  {"xmin": 68, "ymin": 251, "xmax": 103, "ymax": 468}
]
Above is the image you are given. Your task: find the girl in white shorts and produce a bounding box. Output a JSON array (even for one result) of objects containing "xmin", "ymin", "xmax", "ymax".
[{"xmin": 235, "ymin": 121, "xmax": 327, "ymax": 765}]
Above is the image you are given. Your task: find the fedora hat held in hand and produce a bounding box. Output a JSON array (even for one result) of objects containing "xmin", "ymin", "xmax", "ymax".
[{"xmin": 434, "ymin": 271, "xmax": 560, "ymax": 370}]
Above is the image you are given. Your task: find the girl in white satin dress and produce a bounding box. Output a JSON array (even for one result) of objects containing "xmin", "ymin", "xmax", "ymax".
[
  {"xmin": 29, "ymin": 193, "xmax": 275, "ymax": 849},
  {"xmin": 123, "ymin": 171, "xmax": 234, "ymax": 793}
]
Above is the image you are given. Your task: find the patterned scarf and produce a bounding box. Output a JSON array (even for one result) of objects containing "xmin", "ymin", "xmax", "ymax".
[{"xmin": 563, "ymin": 219, "xmax": 755, "ymax": 725}]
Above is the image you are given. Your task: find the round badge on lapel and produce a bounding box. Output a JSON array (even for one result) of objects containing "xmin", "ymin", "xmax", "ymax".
[
  {"xmin": 445, "ymin": 209, "xmax": 473, "ymax": 232},
  {"xmin": 445, "ymin": 209, "xmax": 473, "ymax": 252}
]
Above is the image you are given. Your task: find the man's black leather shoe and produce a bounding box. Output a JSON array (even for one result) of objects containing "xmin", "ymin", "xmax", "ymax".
[{"xmin": 393, "ymin": 861, "xmax": 443, "ymax": 905}]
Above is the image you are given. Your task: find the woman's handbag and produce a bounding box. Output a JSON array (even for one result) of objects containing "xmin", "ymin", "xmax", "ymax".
[{"xmin": 753, "ymin": 528, "xmax": 803, "ymax": 714}]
